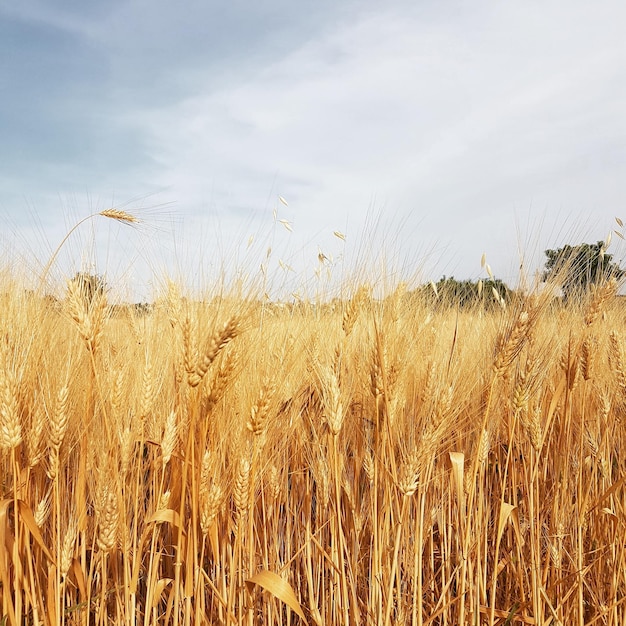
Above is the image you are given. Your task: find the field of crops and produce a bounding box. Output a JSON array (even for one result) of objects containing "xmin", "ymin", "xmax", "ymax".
[{"xmin": 1, "ymin": 231, "xmax": 626, "ymax": 625}]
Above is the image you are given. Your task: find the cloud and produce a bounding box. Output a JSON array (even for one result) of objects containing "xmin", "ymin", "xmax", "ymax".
[
  {"xmin": 136, "ymin": 3, "xmax": 626, "ymax": 243},
  {"xmin": 2, "ymin": 0, "xmax": 626, "ymax": 294}
]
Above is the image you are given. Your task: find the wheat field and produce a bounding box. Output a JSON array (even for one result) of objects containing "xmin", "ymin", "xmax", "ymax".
[{"xmin": 1, "ymin": 226, "xmax": 626, "ymax": 625}]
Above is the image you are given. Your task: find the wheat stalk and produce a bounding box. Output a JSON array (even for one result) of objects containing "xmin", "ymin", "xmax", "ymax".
[
  {"xmin": 27, "ymin": 404, "xmax": 46, "ymax": 468},
  {"xmin": 39, "ymin": 208, "xmax": 139, "ymax": 291}
]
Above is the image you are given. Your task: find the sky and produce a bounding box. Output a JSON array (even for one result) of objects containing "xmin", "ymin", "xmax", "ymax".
[{"xmin": 2, "ymin": 0, "xmax": 626, "ymax": 300}]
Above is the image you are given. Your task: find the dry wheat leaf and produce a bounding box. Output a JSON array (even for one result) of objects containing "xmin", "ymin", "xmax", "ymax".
[
  {"xmin": 0, "ymin": 500, "xmax": 18, "ymax": 626},
  {"xmin": 601, "ymin": 507, "xmax": 618, "ymax": 521},
  {"xmin": 246, "ymin": 570, "xmax": 306, "ymax": 620},
  {"xmin": 72, "ymin": 559, "xmax": 88, "ymax": 600},
  {"xmin": 46, "ymin": 563, "xmax": 56, "ymax": 626},
  {"xmin": 208, "ymin": 520, "xmax": 220, "ymax": 562},
  {"xmin": 131, "ymin": 525, "xmax": 156, "ymax": 593},
  {"xmin": 18, "ymin": 500, "xmax": 55, "ymax": 561},
  {"xmin": 496, "ymin": 502, "xmax": 516, "ymax": 544},
  {"xmin": 151, "ymin": 578, "xmax": 173, "ymax": 609},
  {"xmin": 449, "ymin": 452, "xmax": 465, "ymax": 504},
  {"xmin": 145, "ymin": 508, "xmax": 186, "ymax": 533}
]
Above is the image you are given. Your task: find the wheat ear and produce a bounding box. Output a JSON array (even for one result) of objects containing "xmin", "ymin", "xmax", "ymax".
[
  {"xmin": 0, "ymin": 369, "xmax": 22, "ymax": 450},
  {"xmin": 247, "ymin": 378, "xmax": 276, "ymax": 437},
  {"xmin": 189, "ymin": 316, "xmax": 240, "ymax": 387},
  {"xmin": 200, "ymin": 449, "xmax": 223, "ymax": 534},
  {"xmin": 493, "ymin": 311, "xmax": 530, "ymax": 375},
  {"xmin": 342, "ymin": 284, "xmax": 370, "ymax": 336},
  {"xmin": 99, "ymin": 209, "xmax": 139, "ymax": 223},
  {"xmin": 234, "ymin": 456, "xmax": 252, "ymax": 520},
  {"xmin": 47, "ymin": 383, "xmax": 69, "ymax": 479},
  {"xmin": 96, "ymin": 486, "xmax": 119, "ymax": 553}
]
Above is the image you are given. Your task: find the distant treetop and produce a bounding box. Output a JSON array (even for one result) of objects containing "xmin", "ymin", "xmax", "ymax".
[
  {"xmin": 542, "ymin": 241, "xmax": 625, "ymax": 302},
  {"xmin": 420, "ymin": 275, "xmax": 513, "ymax": 309}
]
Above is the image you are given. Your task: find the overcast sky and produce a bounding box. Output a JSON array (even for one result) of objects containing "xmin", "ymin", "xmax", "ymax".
[{"xmin": 2, "ymin": 0, "xmax": 626, "ymax": 300}]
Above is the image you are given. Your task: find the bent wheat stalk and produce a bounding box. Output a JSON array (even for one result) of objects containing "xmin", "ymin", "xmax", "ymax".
[{"xmin": 38, "ymin": 209, "xmax": 139, "ymax": 293}]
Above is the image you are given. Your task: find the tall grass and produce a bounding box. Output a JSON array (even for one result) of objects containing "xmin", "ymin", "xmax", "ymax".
[{"xmin": 1, "ymin": 235, "xmax": 626, "ymax": 624}]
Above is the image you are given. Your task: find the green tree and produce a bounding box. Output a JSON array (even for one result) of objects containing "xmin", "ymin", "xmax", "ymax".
[
  {"xmin": 542, "ymin": 241, "xmax": 625, "ymax": 301},
  {"xmin": 422, "ymin": 276, "xmax": 513, "ymax": 309}
]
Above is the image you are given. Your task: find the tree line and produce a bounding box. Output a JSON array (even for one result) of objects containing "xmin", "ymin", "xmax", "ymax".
[
  {"xmin": 58, "ymin": 241, "xmax": 625, "ymax": 310},
  {"xmin": 418, "ymin": 240, "xmax": 624, "ymax": 308}
]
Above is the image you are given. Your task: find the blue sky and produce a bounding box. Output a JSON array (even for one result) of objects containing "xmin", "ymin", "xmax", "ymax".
[{"xmin": 2, "ymin": 0, "xmax": 626, "ymax": 300}]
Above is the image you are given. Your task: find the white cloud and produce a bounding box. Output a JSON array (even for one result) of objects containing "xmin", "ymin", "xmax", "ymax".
[
  {"xmin": 3, "ymin": 0, "xmax": 626, "ymax": 295},
  {"xmin": 128, "ymin": 2, "xmax": 624, "ymax": 286}
]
